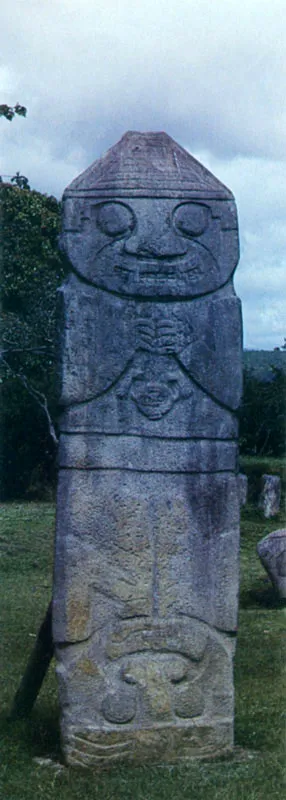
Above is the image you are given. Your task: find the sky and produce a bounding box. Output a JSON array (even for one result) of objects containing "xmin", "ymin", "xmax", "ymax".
[{"xmin": 1, "ymin": 0, "xmax": 285, "ymax": 350}]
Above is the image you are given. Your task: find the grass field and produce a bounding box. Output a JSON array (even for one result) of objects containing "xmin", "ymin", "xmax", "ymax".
[{"xmin": 0, "ymin": 495, "xmax": 285, "ymax": 799}]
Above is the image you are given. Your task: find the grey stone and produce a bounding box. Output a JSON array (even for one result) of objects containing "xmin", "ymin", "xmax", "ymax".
[
  {"xmin": 238, "ymin": 473, "xmax": 248, "ymax": 506},
  {"xmin": 53, "ymin": 131, "xmax": 242, "ymax": 766},
  {"xmin": 258, "ymin": 474, "xmax": 281, "ymax": 518},
  {"xmin": 257, "ymin": 529, "xmax": 286, "ymax": 598}
]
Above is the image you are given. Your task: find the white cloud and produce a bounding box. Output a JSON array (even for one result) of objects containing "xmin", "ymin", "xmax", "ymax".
[
  {"xmin": 1, "ymin": 0, "xmax": 286, "ymax": 160},
  {"xmin": 190, "ymin": 149, "xmax": 286, "ymax": 348}
]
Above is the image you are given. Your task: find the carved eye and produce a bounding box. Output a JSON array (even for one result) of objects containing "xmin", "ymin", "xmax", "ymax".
[
  {"xmin": 173, "ymin": 203, "xmax": 208, "ymax": 237},
  {"xmin": 96, "ymin": 202, "xmax": 134, "ymax": 237}
]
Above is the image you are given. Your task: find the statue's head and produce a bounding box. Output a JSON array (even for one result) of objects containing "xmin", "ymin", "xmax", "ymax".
[{"xmin": 61, "ymin": 131, "xmax": 239, "ymax": 299}]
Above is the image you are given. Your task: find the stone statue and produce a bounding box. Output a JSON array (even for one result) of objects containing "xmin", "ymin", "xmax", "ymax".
[{"xmin": 53, "ymin": 131, "xmax": 242, "ymax": 766}]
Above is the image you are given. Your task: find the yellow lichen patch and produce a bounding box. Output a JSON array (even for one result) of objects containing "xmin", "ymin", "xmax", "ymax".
[
  {"xmin": 76, "ymin": 658, "xmax": 101, "ymax": 677},
  {"xmin": 66, "ymin": 593, "xmax": 90, "ymax": 640}
]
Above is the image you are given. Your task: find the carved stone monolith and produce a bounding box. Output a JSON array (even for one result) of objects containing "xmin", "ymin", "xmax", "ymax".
[
  {"xmin": 53, "ymin": 131, "xmax": 242, "ymax": 766},
  {"xmin": 238, "ymin": 473, "xmax": 248, "ymax": 506},
  {"xmin": 257, "ymin": 528, "xmax": 286, "ymax": 598},
  {"xmin": 258, "ymin": 474, "xmax": 281, "ymax": 518}
]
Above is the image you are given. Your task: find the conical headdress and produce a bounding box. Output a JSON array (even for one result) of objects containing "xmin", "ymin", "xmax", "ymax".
[{"xmin": 64, "ymin": 131, "xmax": 233, "ymax": 199}]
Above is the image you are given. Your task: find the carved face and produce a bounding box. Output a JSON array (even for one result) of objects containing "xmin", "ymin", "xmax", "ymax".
[
  {"xmin": 62, "ymin": 197, "xmax": 238, "ymax": 298},
  {"xmin": 129, "ymin": 368, "xmax": 180, "ymax": 420},
  {"xmin": 101, "ymin": 653, "xmax": 205, "ymax": 724},
  {"xmin": 117, "ymin": 354, "xmax": 193, "ymax": 420}
]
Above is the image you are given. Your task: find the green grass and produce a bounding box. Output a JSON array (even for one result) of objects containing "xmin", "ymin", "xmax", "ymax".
[{"xmin": 1, "ymin": 492, "xmax": 285, "ymax": 800}]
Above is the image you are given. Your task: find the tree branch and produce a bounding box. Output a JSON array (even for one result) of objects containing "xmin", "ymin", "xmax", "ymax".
[
  {"xmin": 0, "ymin": 356, "xmax": 58, "ymax": 447},
  {"xmin": 1, "ymin": 346, "xmax": 54, "ymax": 355}
]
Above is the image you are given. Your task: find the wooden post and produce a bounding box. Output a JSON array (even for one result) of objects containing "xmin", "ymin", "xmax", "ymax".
[{"xmin": 9, "ymin": 601, "xmax": 54, "ymax": 719}]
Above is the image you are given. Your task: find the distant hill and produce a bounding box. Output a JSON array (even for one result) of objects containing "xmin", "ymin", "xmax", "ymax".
[{"xmin": 243, "ymin": 350, "xmax": 286, "ymax": 380}]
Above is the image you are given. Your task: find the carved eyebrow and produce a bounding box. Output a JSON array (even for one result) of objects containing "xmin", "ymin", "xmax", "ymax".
[{"xmin": 91, "ymin": 200, "xmax": 133, "ymax": 213}]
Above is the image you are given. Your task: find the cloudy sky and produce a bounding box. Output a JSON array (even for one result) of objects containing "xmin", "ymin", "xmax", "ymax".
[{"xmin": 1, "ymin": 0, "xmax": 285, "ymax": 349}]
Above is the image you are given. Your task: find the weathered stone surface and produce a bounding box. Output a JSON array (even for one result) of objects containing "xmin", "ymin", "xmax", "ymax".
[
  {"xmin": 258, "ymin": 474, "xmax": 281, "ymax": 518},
  {"xmin": 53, "ymin": 470, "xmax": 240, "ymax": 641},
  {"xmin": 238, "ymin": 473, "xmax": 248, "ymax": 506},
  {"xmin": 257, "ymin": 529, "xmax": 286, "ymax": 598},
  {"xmin": 53, "ymin": 131, "xmax": 242, "ymax": 766}
]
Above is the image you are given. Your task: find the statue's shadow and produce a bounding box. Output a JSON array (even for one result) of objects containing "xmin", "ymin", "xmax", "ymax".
[
  {"xmin": 4, "ymin": 702, "xmax": 61, "ymax": 761},
  {"xmin": 240, "ymin": 579, "xmax": 286, "ymax": 610}
]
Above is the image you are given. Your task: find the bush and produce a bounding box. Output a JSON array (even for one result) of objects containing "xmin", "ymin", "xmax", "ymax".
[
  {"xmin": 0, "ymin": 184, "xmax": 66, "ymax": 499},
  {"xmin": 239, "ymin": 367, "xmax": 286, "ymax": 457}
]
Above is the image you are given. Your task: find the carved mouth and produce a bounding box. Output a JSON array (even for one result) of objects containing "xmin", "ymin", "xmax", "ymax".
[
  {"xmin": 138, "ymin": 393, "xmax": 165, "ymax": 405},
  {"xmin": 131, "ymin": 385, "xmax": 176, "ymax": 419},
  {"xmin": 113, "ymin": 259, "xmax": 204, "ymax": 280},
  {"xmin": 140, "ymin": 264, "xmax": 204, "ymax": 281},
  {"xmin": 140, "ymin": 262, "xmax": 177, "ymax": 278}
]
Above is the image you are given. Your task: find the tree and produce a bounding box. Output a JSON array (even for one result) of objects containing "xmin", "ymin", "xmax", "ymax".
[{"xmin": 0, "ymin": 183, "xmax": 66, "ymax": 498}]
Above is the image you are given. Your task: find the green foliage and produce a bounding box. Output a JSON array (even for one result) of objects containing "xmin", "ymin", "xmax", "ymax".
[
  {"xmin": 11, "ymin": 172, "xmax": 31, "ymax": 190},
  {"xmin": 0, "ymin": 184, "xmax": 66, "ymax": 498},
  {"xmin": 242, "ymin": 349, "xmax": 286, "ymax": 379},
  {"xmin": 1, "ymin": 185, "xmax": 64, "ymax": 329},
  {"xmin": 1, "ymin": 380, "xmax": 56, "ymax": 499},
  {"xmin": 239, "ymin": 368, "xmax": 286, "ymax": 457},
  {"xmin": 0, "ymin": 102, "xmax": 27, "ymax": 121}
]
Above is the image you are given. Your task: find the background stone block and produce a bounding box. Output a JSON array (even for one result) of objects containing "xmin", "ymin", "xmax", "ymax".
[
  {"xmin": 238, "ymin": 473, "xmax": 248, "ymax": 506},
  {"xmin": 258, "ymin": 474, "xmax": 281, "ymax": 518},
  {"xmin": 257, "ymin": 529, "xmax": 286, "ymax": 598}
]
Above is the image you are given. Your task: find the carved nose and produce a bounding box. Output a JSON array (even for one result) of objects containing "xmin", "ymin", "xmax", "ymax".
[
  {"xmin": 124, "ymin": 232, "xmax": 187, "ymax": 258},
  {"xmin": 135, "ymin": 240, "xmax": 160, "ymax": 257}
]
